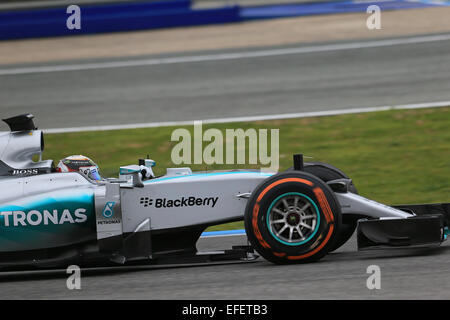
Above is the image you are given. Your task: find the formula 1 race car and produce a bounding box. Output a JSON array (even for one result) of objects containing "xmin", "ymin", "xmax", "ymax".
[{"xmin": 0, "ymin": 114, "xmax": 449, "ymax": 269}]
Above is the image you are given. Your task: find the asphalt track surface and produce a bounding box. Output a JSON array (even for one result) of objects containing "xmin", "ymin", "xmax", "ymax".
[
  {"xmin": 2, "ymin": 233, "xmax": 450, "ymax": 299},
  {"xmin": 1, "ymin": 34, "xmax": 450, "ymax": 130}
]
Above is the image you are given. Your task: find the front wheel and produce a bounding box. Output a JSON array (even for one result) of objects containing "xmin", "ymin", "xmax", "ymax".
[
  {"xmin": 244, "ymin": 171, "xmax": 342, "ymax": 264},
  {"xmin": 286, "ymin": 162, "xmax": 358, "ymax": 252}
]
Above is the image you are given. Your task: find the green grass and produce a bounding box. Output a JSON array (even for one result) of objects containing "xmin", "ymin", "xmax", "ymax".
[{"xmin": 44, "ymin": 107, "xmax": 450, "ymax": 231}]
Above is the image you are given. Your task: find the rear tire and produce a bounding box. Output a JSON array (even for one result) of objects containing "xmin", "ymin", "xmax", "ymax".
[{"xmin": 244, "ymin": 171, "xmax": 341, "ymax": 264}]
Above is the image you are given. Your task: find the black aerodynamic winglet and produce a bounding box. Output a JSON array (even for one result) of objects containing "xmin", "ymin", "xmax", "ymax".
[{"xmin": 2, "ymin": 113, "xmax": 37, "ymax": 131}]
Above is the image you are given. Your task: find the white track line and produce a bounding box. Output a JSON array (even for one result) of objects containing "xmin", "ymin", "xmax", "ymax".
[
  {"xmin": 44, "ymin": 100, "xmax": 450, "ymax": 133},
  {"xmin": 2, "ymin": 33, "xmax": 450, "ymax": 76},
  {"xmin": 200, "ymin": 233, "xmax": 247, "ymax": 238}
]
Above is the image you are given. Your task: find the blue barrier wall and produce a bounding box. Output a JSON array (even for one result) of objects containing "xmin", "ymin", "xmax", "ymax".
[
  {"xmin": 0, "ymin": 0, "xmax": 444, "ymax": 40},
  {"xmin": 0, "ymin": 0, "xmax": 190, "ymax": 20},
  {"xmin": 0, "ymin": 0, "xmax": 241, "ymax": 40},
  {"xmin": 239, "ymin": 0, "xmax": 437, "ymax": 20}
]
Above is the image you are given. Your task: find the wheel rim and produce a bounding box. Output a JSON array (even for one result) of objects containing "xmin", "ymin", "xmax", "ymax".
[{"xmin": 267, "ymin": 192, "xmax": 320, "ymax": 246}]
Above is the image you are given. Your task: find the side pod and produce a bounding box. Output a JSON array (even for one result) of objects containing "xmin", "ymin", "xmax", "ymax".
[{"xmin": 95, "ymin": 181, "xmax": 152, "ymax": 264}]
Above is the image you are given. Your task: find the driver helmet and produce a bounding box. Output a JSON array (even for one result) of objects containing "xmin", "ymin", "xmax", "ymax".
[{"xmin": 56, "ymin": 155, "xmax": 101, "ymax": 181}]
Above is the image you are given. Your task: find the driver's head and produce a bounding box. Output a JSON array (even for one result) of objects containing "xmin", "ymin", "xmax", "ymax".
[{"xmin": 56, "ymin": 155, "xmax": 101, "ymax": 181}]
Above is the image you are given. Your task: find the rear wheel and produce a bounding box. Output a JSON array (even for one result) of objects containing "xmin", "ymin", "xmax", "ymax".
[
  {"xmin": 287, "ymin": 162, "xmax": 358, "ymax": 252},
  {"xmin": 244, "ymin": 171, "xmax": 341, "ymax": 264}
]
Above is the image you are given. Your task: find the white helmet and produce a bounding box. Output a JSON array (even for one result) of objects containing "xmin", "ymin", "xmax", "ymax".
[{"xmin": 56, "ymin": 155, "xmax": 101, "ymax": 181}]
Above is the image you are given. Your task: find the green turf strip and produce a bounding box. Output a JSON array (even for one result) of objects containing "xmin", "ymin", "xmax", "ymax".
[{"xmin": 44, "ymin": 107, "xmax": 450, "ymax": 231}]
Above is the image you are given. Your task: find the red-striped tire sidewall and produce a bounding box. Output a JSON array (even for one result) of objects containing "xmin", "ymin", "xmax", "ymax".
[{"xmin": 244, "ymin": 171, "xmax": 342, "ymax": 264}]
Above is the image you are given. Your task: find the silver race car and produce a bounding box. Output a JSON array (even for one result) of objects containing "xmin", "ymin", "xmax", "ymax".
[{"xmin": 0, "ymin": 114, "xmax": 448, "ymax": 269}]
